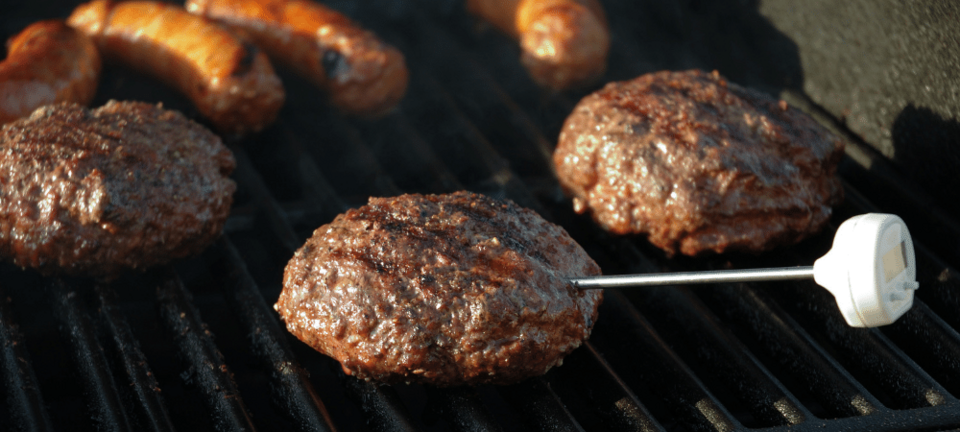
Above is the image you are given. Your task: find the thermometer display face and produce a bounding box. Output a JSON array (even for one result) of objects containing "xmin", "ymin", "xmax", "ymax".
[
  {"xmin": 813, "ymin": 213, "xmax": 917, "ymax": 327},
  {"xmin": 882, "ymin": 242, "xmax": 908, "ymax": 283}
]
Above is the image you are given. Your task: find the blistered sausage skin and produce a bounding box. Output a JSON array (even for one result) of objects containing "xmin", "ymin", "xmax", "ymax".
[
  {"xmin": 467, "ymin": 0, "xmax": 610, "ymax": 90},
  {"xmin": 0, "ymin": 20, "xmax": 101, "ymax": 124},
  {"xmin": 186, "ymin": 0, "xmax": 408, "ymax": 116},
  {"xmin": 67, "ymin": 0, "xmax": 285, "ymax": 136}
]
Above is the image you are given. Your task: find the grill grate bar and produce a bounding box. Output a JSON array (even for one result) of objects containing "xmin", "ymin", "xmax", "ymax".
[
  {"xmin": 582, "ymin": 231, "xmax": 813, "ymax": 427},
  {"xmin": 208, "ymin": 238, "xmax": 338, "ymax": 432},
  {"xmin": 154, "ymin": 272, "xmax": 257, "ymax": 432},
  {"xmin": 340, "ymin": 377, "xmax": 420, "ymax": 432},
  {"xmin": 391, "ymin": 13, "xmax": 558, "ymax": 178},
  {"xmin": 346, "ymin": 112, "xmax": 463, "ymax": 195},
  {"xmin": 694, "ymin": 284, "xmax": 882, "ymax": 418},
  {"xmin": 881, "ymin": 301, "xmax": 960, "ymax": 398},
  {"xmin": 774, "ymin": 280, "xmax": 951, "ymax": 410},
  {"xmin": 497, "ymin": 378, "xmax": 587, "ymax": 432},
  {"xmin": 752, "ymin": 402, "xmax": 960, "ymax": 432},
  {"xmin": 231, "ymin": 143, "xmax": 421, "ymax": 432},
  {"xmin": 233, "ymin": 148, "xmax": 304, "ymax": 253},
  {"xmin": 593, "ymin": 290, "xmax": 741, "ymax": 432},
  {"xmin": 49, "ymin": 279, "xmax": 133, "ymax": 432},
  {"xmin": 284, "ymin": 109, "xmax": 403, "ymax": 202},
  {"xmin": 628, "ymin": 285, "xmax": 811, "ymax": 427},
  {"xmin": 94, "ymin": 284, "xmax": 176, "ymax": 432},
  {"xmin": 555, "ymin": 341, "xmax": 667, "ymax": 432},
  {"xmin": 0, "ymin": 285, "xmax": 53, "ymax": 432},
  {"xmin": 399, "ymin": 71, "xmax": 517, "ymax": 186},
  {"xmin": 426, "ymin": 387, "xmax": 505, "ymax": 432},
  {"xmin": 276, "ymin": 123, "xmax": 352, "ymax": 215},
  {"xmin": 399, "ymin": 72, "xmax": 549, "ymax": 214}
]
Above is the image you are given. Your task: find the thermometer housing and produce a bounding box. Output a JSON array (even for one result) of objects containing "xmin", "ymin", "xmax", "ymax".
[{"xmin": 813, "ymin": 214, "xmax": 918, "ymax": 327}]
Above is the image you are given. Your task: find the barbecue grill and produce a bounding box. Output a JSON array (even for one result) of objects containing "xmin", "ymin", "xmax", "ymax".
[{"xmin": 3, "ymin": 0, "xmax": 960, "ymax": 431}]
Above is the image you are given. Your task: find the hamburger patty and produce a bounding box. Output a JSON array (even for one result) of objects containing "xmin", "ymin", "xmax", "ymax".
[
  {"xmin": 553, "ymin": 69, "xmax": 845, "ymax": 256},
  {"xmin": 0, "ymin": 101, "xmax": 236, "ymax": 277},
  {"xmin": 276, "ymin": 191, "xmax": 602, "ymax": 386}
]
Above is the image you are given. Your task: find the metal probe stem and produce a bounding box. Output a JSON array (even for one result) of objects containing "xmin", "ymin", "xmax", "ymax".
[{"xmin": 569, "ymin": 267, "xmax": 816, "ymax": 289}]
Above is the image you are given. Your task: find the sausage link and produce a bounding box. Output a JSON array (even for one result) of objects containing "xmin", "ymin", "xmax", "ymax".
[
  {"xmin": 186, "ymin": 0, "xmax": 408, "ymax": 116},
  {"xmin": 0, "ymin": 20, "xmax": 101, "ymax": 124},
  {"xmin": 67, "ymin": 0, "xmax": 285, "ymax": 136},
  {"xmin": 467, "ymin": 0, "xmax": 610, "ymax": 90}
]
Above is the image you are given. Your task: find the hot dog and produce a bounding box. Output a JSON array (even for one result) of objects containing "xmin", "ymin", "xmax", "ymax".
[
  {"xmin": 67, "ymin": 0, "xmax": 285, "ymax": 136},
  {"xmin": 0, "ymin": 20, "xmax": 101, "ymax": 124},
  {"xmin": 466, "ymin": 0, "xmax": 610, "ymax": 90},
  {"xmin": 185, "ymin": 0, "xmax": 408, "ymax": 116}
]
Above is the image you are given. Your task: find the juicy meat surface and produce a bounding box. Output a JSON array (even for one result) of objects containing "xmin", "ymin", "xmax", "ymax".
[
  {"xmin": 277, "ymin": 191, "xmax": 602, "ymax": 386},
  {"xmin": 0, "ymin": 101, "xmax": 236, "ymax": 277},
  {"xmin": 554, "ymin": 70, "xmax": 845, "ymax": 256}
]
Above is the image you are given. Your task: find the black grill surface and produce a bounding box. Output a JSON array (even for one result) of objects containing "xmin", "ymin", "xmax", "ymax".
[{"xmin": 2, "ymin": 1, "xmax": 960, "ymax": 431}]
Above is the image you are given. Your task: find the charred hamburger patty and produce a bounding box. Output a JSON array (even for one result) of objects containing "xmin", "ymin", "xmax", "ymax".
[
  {"xmin": 553, "ymin": 69, "xmax": 845, "ymax": 256},
  {"xmin": 0, "ymin": 100, "xmax": 236, "ymax": 277},
  {"xmin": 277, "ymin": 191, "xmax": 602, "ymax": 386}
]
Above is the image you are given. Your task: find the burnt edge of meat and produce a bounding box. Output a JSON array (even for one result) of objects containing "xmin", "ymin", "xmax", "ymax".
[
  {"xmin": 553, "ymin": 69, "xmax": 845, "ymax": 256},
  {"xmin": 276, "ymin": 191, "xmax": 603, "ymax": 386},
  {"xmin": 0, "ymin": 100, "xmax": 236, "ymax": 277}
]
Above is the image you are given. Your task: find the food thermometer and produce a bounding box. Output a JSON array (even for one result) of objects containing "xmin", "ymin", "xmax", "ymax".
[{"xmin": 570, "ymin": 213, "xmax": 918, "ymax": 328}]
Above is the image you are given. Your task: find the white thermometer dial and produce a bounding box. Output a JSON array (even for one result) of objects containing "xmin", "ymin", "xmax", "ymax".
[{"xmin": 813, "ymin": 214, "xmax": 918, "ymax": 327}]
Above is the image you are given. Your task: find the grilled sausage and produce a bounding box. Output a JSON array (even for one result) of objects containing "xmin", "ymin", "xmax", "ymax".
[
  {"xmin": 0, "ymin": 20, "xmax": 101, "ymax": 124},
  {"xmin": 186, "ymin": 0, "xmax": 408, "ymax": 116},
  {"xmin": 466, "ymin": 0, "xmax": 610, "ymax": 90},
  {"xmin": 67, "ymin": 0, "xmax": 285, "ymax": 136}
]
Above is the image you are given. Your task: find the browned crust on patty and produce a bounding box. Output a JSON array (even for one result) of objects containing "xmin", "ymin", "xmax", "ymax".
[
  {"xmin": 553, "ymin": 70, "xmax": 845, "ymax": 256},
  {"xmin": 0, "ymin": 100, "xmax": 236, "ymax": 277},
  {"xmin": 277, "ymin": 191, "xmax": 602, "ymax": 386}
]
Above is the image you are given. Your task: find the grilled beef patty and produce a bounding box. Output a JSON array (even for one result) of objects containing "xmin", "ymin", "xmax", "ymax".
[
  {"xmin": 277, "ymin": 191, "xmax": 602, "ymax": 386},
  {"xmin": 0, "ymin": 101, "xmax": 236, "ymax": 277},
  {"xmin": 554, "ymin": 69, "xmax": 845, "ymax": 256}
]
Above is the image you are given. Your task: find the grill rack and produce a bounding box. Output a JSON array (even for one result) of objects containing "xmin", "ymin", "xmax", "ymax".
[{"xmin": 3, "ymin": 1, "xmax": 960, "ymax": 431}]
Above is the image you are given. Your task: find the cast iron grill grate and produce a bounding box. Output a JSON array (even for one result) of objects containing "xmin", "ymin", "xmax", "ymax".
[{"xmin": 2, "ymin": 0, "xmax": 960, "ymax": 431}]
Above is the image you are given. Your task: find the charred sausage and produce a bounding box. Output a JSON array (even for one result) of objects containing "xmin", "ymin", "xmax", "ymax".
[
  {"xmin": 0, "ymin": 20, "xmax": 101, "ymax": 124},
  {"xmin": 466, "ymin": 0, "xmax": 610, "ymax": 90},
  {"xmin": 186, "ymin": 0, "xmax": 408, "ymax": 116},
  {"xmin": 67, "ymin": 0, "xmax": 285, "ymax": 136}
]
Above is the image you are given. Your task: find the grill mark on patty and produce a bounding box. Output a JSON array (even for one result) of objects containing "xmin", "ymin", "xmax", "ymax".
[{"xmin": 277, "ymin": 191, "xmax": 602, "ymax": 386}]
